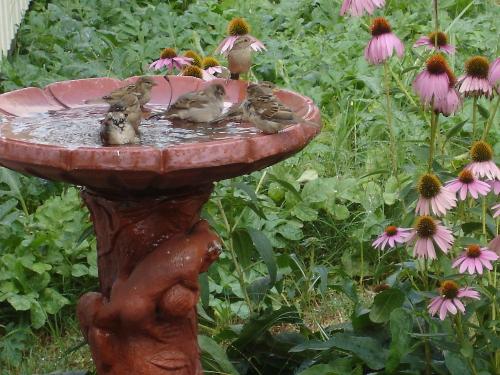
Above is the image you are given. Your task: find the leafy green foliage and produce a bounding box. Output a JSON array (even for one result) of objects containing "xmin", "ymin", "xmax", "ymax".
[
  {"xmin": 0, "ymin": 179, "xmax": 95, "ymax": 365},
  {"xmin": 0, "ymin": 0, "xmax": 499, "ymax": 373}
]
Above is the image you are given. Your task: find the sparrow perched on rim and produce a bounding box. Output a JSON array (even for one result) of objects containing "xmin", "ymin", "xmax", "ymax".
[
  {"xmin": 242, "ymin": 83, "xmax": 319, "ymax": 134},
  {"xmin": 99, "ymin": 96, "xmax": 141, "ymax": 146},
  {"xmin": 210, "ymin": 81, "xmax": 278, "ymax": 123},
  {"xmin": 150, "ymin": 84, "xmax": 226, "ymax": 123},
  {"xmin": 227, "ymin": 36, "xmax": 254, "ymax": 80},
  {"xmin": 86, "ymin": 77, "xmax": 157, "ymax": 110}
]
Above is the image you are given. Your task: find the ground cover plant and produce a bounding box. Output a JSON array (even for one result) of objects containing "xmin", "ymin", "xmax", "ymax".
[{"xmin": 0, "ymin": 0, "xmax": 499, "ymax": 374}]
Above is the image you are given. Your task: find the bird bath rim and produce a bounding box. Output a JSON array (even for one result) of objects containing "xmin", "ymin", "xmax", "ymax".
[{"xmin": 0, "ymin": 76, "xmax": 321, "ymax": 196}]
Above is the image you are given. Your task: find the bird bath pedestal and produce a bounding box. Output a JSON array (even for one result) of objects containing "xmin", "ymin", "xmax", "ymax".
[{"xmin": 0, "ymin": 76, "xmax": 320, "ymax": 375}]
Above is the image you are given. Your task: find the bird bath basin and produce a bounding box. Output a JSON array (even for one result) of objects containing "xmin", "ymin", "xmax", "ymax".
[{"xmin": 0, "ymin": 76, "xmax": 320, "ymax": 375}]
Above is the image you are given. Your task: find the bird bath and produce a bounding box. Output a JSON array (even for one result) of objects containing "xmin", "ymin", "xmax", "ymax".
[{"xmin": 0, "ymin": 76, "xmax": 321, "ymax": 375}]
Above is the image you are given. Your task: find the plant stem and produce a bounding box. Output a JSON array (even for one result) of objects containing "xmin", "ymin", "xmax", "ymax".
[
  {"xmin": 482, "ymin": 197, "xmax": 487, "ymax": 236},
  {"xmin": 423, "ymin": 258, "xmax": 430, "ymax": 290},
  {"xmin": 231, "ymin": 170, "xmax": 267, "ymax": 232},
  {"xmin": 215, "ymin": 198, "xmax": 253, "ymax": 312},
  {"xmin": 455, "ymin": 315, "xmax": 479, "ymax": 375},
  {"xmin": 428, "ymin": 110, "xmax": 439, "ymax": 172},
  {"xmin": 472, "ymin": 96, "xmax": 478, "ymax": 139},
  {"xmin": 482, "ymin": 96, "xmax": 499, "ymax": 140},
  {"xmin": 384, "ymin": 62, "xmax": 398, "ymax": 176},
  {"xmin": 360, "ymin": 240, "xmax": 364, "ymax": 286},
  {"xmin": 433, "ymin": 0, "xmax": 440, "ymax": 35},
  {"xmin": 424, "ymin": 338, "xmax": 432, "ymax": 375}
]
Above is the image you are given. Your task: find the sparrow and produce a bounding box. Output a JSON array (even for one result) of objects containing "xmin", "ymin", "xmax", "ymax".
[
  {"xmin": 86, "ymin": 77, "xmax": 157, "ymax": 109},
  {"xmin": 242, "ymin": 83, "xmax": 319, "ymax": 134},
  {"xmin": 227, "ymin": 36, "xmax": 254, "ymax": 80},
  {"xmin": 99, "ymin": 95, "xmax": 141, "ymax": 146},
  {"xmin": 150, "ymin": 84, "xmax": 226, "ymax": 123},
  {"xmin": 210, "ymin": 81, "xmax": 278, "ymax": 123}
]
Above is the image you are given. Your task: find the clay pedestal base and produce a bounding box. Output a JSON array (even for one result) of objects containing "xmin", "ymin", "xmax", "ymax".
[{"xmin": 77, "ymin": 186, "xmax": 220, "ymax": 375}]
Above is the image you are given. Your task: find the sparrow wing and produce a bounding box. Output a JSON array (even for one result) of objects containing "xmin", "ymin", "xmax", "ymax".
[
  {"xmin": 169, "ymin": 92, "xmax": 213, "ymax": 110},
  {"xmin": 103, "ymin": 84, "xmax": 136, "ymax": 100},
  {"xmin": 252, "ymin": 99, "xmax": 295, "ymax": 123}
]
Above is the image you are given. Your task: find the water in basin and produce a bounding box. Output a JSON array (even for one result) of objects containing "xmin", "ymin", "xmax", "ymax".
[{"xmin": 0, "ymin": 104, "xmax": 260, "ymax": 148}]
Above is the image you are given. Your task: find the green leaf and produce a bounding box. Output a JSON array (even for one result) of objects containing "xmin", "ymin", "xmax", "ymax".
[
  {"xmin": 231, "ymin": 230, "xmax": 254, "ymax": 269},
  {"xmin": 444, "ymin": 351, "xmax": 472, "ymax": 375},
  {"xmin": 0, "ymin": 168, "xmax": 23, "ymax": 198},
  {"xmin": 40, "ymin": 288, "xmax": 69, "ymax": 314},
  {"xmin": 230, "ymin": 306, "xmax": 300, "ymax": 352},
  {"xmin": 71, "ymin": 264, "xmax": 89, "ymax": 277},
  {"xmin": 445, "ymin": 120, "xmax": 467, "ymax": 140},
  {"xmin": 247, "ymin": 228, "xmax": 277, "ymax": 285},
  {"xmin": 31, "ymin": 263, "xmax": 52, "ymax": 274},
  {"xmin": 234, "ymin": 181, "xmax": 258, "ymax": 202},
  {"xmin": 269, "ymin": 174, "xmax": 302, "ymax": 200},
  {"xmin": 292, "ymin": 333, "xmax": 387, "ymax": 370},
  {"xmin": 297, "ymin": 169, "xmax": 319, "ymax": 183},
  {"xmin": 301, "ymin": 178, "xmax": 335, "ymax": 203},
  {"xmin": 369, "ymin": 288, "xmax": 405, "ymax": 323},
  {"xmin": 291, "ymin": 202, "xmax": 318, "ymax": 221},
  {"xmin": 7, "ymin": 294, "xmax": 32, "ymax": 311},
  {"xmin": 386, "ymin": 308, "xmax": 413, "ymax": 373},
  {"xmin": 477, "ymin": 103, "xmax": 489, "ymax": 119},
  {"xmin": 276, "ymin": 220, "xmax": 304, "ymax": 240},
  {"xmin": 233, "ymin": 182, "xmax": 267, "ymax": 219},
  {"xmin": 247, "ymin": 276, "xmax": 271, "ymax": 303},
  {"xmin": 383, "ymin": 176, "xmax": 399, "ymax": 205},
  {"xmin": 199, "ymin": 272, "xmax": 209, "ymax": 307},
  {"xmin": 30, "ymin": 300, "xmax": 47, "ymax": 329},
  {"xmin": 199, "ymin": 335, "xmax": 238, "ymax": 375},
  {"xmin": 329, "ymin": 204, "xmax": 349, "ymax": 220},
  {"xmin": 298, "ymin": 364, "xmax": 339, "ymax": 375},
  {"xmin": 0, "ymin": 199, "xmax": 18, "ymax": 220}
]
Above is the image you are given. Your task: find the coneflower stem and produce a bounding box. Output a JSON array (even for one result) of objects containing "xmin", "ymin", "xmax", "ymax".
[
  {"xmin": 384, "ymin": 63, "xmax": 398, "ymax": 176},
  {"xmin": 472, "ymin": 96, "xmax": 478, "ymax": 139},
  {"xmin": 428, "ymin": 110, "xmax": 439, "ymax": 172},
  {"xmin": 455, "ymin": 315, "xmax": 479, "ymax": 375},
  {"xmin": 482, "ymin": 96, "xmax": 500, "ymax": 140},
  {"xmin": 424, "ymin": 339, "xmax": 432, "ymax": 375},
  {"xmin": 482, "ymin": 197, "xmax": 487, "ymax": 236},
  {"xmin": 433, "ymin": 0, "xmax": 440, "ymax": 36}
]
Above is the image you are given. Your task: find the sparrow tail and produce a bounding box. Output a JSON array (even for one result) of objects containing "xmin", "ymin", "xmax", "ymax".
[
  {"xmin": 299, "ymin": 118, "xmax": 322, "ymax": 128},
  {"xmin": 84, "ymin": 98, "xmax": 106, "ymax": 105}
]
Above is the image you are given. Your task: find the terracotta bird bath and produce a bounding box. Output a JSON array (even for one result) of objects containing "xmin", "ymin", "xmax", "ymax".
[{"xmin": 0, "ymin": 76, "xmax": 320, "ymax": 375}]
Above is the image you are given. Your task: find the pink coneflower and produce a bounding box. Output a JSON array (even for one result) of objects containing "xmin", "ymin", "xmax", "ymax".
[
  {"xmin": 201, "ymin": 56, "xmax": 227, "ymax": 81},
  {"xmin": 493, "ymin": 203, "xmax": 500, "ymax": 218},
  {"xmin": 216, "ymin": 18, "xmax": 266, "ymax": 55},
  {"xmin": 340, "ymin": 0, "xmax": 385, "ymax": 16},
  {"xmin": 414, "ymin": 54, "xmax": 451, "ymax": 105},
  {"xmin": 414, "ymin": 31, "xmax": 455, "ymax": 54},
  {"xmin": 467, "ymin": 141, "xmax": 500, "ymax": 180},
  {"xmin": 428, "ymin": 281, "xmax": 480, "ymax": 320},
  {"xmin": 150, "ymin": 48, "xmax": 193, "ymax": 71},
  {"xmin": 457, "ymin": 56, "xmax": 494, "ymax": 98},
  {"xmin": 488, "ymin": 180, "xmax": 500, "ymax": 195},
  {"xmin": 452, "ymin": 244, "xmax": 498, "ymax": 275},
  {"xmin": 372, "ymin": 225, "xmax": 412, "ymax": 250},
  {"xmin": 364, "ymin": 17, "xmax": 404, "ymax": 65},
  {"xmin": 445, "ymin": 169, "xmax": 491, "ymax": 200},
  {"xmin": 433, "ymin": 67, "xmax": 461, "ymax": 116},
  {"xmin": 407, "ymin": 216, "xmax": 454, "ymax": 259},
  {"xmin": 416, "ymin": 174, "xmax": 457, "ymax": 216},
  {"xmin": 489, "ymin": 57, "xmax": 500, "ymax": 90}
]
